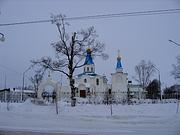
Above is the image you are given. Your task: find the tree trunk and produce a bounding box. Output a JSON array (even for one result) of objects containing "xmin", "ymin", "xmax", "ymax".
[{"xmin": 69, "ymin": 77, "xmax": 76, "ymax": 107}]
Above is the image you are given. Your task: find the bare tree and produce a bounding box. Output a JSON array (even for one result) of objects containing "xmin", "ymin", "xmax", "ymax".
[
  {"xmin": 30, "ymin": 69, "xmax": 45, "ymax": 97},
  {"xmin": 134, "ymin": 60, "xmax": 155, "ymax": 91},
  {"xmin": 31, "ymin": 14, "xmax": 107, "ymax": 106},
  {"xmin": 172, "ymin": 55, "xmax": 180, "ymax": 81}
]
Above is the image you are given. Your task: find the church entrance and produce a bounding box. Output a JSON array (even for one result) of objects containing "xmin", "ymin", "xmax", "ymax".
[
  {"xmin": 80, "ymin": 90, "xmax": 86, "ymax": 98},
  {"xmin": 42, "ymin": 85, "xmax": 56, "ymax": 103},
  {"xmin": 37, "ymin": 71, "xmax": 60, "ymax": 102}
]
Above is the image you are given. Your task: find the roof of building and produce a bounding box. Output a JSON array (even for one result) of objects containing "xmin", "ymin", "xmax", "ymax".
[
  {"xmin": 116, "ymin": 58, "xmax": 122, "ymax": 69},
  {"xmin": 77, "ymin": 72, "xmax": 98, "ymax": 77},
  {"xmin": 84, "ymin": 48, "xmax": 94, "ymax": 65},
  {"xmin": 0, "ymin": 88, "xmax": 35, "ymax": 93},
  {"xmin": 115, "ymin": 50, "xmax": 124, "ymax": 73},
  {"xmin": 116, "ymin": 50, "xmax": 123, "ymax": 69}
]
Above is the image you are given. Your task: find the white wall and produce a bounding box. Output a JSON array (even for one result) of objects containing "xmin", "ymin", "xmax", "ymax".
[{"xmin": 111, "ymin": 72, "xmax": 128, "ymax": 100}]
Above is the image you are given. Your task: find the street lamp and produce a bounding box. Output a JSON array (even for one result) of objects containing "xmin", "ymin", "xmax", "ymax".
[
  {"xmin": 152, "ymin": 65, "xmax": 162, "ymax": 100},
  {"xmin": 0, "ymin": 33, "xmax": 5, "ymax": 42},
  {"xmin": 169, "ymin": 40, "xmax": 180, "ymax": 47},
  {"xmin": 169, "ymin": 40, "xmax": 180, "ymax": 112},
  {"xmin": 21, "ymin": 66, "xmax": 32, "ymax": 101}
]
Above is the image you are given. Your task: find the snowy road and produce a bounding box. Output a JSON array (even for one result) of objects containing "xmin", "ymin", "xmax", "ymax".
[
  {"xmin": 0, "ymin": 128, "xmax": 178, "ymax": 135},
  {"xmin": 0, "ymin": 130, "xmax": 87, "ymax": 135},
  {"xmin": 0, "ymin": 101, "xmax": 180, "ymax": 135}
]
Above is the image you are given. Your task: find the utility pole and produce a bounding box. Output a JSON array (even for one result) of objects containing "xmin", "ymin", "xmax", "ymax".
[
  {"xmin": 152, "ymin": 65, "xmax": 161, "ymax": 100},
  {"xmin": 175, "ymin": 81, "xmax": 179, "ymax": 114},
  {"xmin": 108, "ymin": 89, "xmax": 113, "ymax": 116},
  {"xmin": 4, "ymin": 73, "xmax": 7, "ymax": 89},
  {"xmin": 127, "ymin": 81, "xmax": 132, "ymax": 104},
  {"xmin": 52, "ymin": 91, "xmax": 58, "ymax": 115},
  {"xmin": 22, "ymin": 65, "xmax": 32, "ymax": 102},
  {"xmin": 169, "ymin": 40, "xmax": 180, "ymax": 112}
]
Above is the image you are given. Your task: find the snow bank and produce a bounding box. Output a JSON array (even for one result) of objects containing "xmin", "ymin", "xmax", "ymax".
[{"xmin": 0, "ymin": 101, "xmax": 180, "ymax": 135}]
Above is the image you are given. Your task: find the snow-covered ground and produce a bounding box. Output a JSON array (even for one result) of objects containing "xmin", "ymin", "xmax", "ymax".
[{"xmin": 0, "ymin": 100, "xmax": 180, "ymax": 135}]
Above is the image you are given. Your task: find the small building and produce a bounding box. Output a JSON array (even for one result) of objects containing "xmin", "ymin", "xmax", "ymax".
[
  {"xmin": 129, "ymin": 84, "xmax": 144, "ymax": 99},
  {"xmin": 37, "ymin": 73, "xmax": 61, "ymax": 102},
  {"xmin": 0, "ymin": 88, "xmax": 35, "ymax": 102}
]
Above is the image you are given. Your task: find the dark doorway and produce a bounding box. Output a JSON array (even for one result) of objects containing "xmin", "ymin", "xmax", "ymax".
[{"xmin": 80, "ymin": 90, "xmax": 86, "ymax": 98}]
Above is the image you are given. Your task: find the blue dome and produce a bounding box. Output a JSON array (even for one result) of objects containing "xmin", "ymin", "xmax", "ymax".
[
  {"xmin": 116, "ymin": 56, "xmax": 123, "ymax": 72},
  {"xmin": 116, "ymin": 59, "xmax": 122, "ymax": 69},
  {"xmin": 84, "ymin": 50, "xmax": 94, "ymax": 65}
]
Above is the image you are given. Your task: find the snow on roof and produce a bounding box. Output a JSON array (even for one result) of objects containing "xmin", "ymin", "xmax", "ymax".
[
  {"xmin": 11, "ymin": 89, "xmax": 35, "ymax": 93},
  {"xmin": 77, "ymin": 72, "xmax": 98, "ymax": 77}
]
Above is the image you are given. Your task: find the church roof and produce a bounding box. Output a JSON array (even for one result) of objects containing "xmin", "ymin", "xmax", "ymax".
[
  {"xmin": 116, "ymin": 52, "xmax": 123, "ymax": 70},
  {"xmin": 116, "ymin": 58, "xmax": 122, "ymax": 69},
  {"xmin": 77, "ymin": 72, "xmax": 98, "ymax": 77},
  {"xmin": 84, "ymin": 48, "xmax": 94, "ymax": 65}
]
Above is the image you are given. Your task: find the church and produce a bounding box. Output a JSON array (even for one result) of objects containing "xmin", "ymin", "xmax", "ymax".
[{"xmin": 37, "ymin": 48, "xmax": 144, "ymax": 103}]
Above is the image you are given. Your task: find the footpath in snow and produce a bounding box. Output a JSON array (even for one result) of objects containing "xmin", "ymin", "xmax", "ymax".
[{"xmin": 0, "ymin": 100, "xmax": 180, "ymax": 135}]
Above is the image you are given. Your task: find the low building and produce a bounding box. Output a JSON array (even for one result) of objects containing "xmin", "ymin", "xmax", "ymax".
[{"xmin": 0, "ymin": 88, "xmax": 35, "ymax": 102}]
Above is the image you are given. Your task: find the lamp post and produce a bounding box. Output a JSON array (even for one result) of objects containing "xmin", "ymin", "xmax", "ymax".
[
  {"xmin": 21, "ymin": 66, "xmax": 32, "ymax": 101},
  {"xmin": 0, "ymin": 33, "xmax": 5, "ymax": 42},
  {"xmin": 152, "ymin": 65, "xmax": 162, "ymax": 100},
  {"xmin": 169, "ymin": 40, "xmax": 180, "ymax": 112},
  {"xmin": 169, "ymin": 40, "xmax": 180, "ymax": 47}
]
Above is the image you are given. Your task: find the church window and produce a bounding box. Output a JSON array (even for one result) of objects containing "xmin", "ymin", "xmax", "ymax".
[
  {"xmin": 84, "ymin": 67, "xmax": 85, "ymax": 72},
  {"xmin": 84, "ymin": 78, "xmax": 87, "ymax": 83},
  {"xmin": 96, "ymin": 78, "xmax": 99, "ymax": 85},
  {"xmin": 91, "ymin": 67, "xmax": 93, "ymax": 72},
  {"xmin": 108, "ymin": 89, "xmax": 112, "ymax": 95},
  {"xmin": 87, "ymin": 67, "xmax": 89, "ymax": 72},
  {"xmin": 87, "ymin": 88, "xmax": 90, "ymax": 94}
]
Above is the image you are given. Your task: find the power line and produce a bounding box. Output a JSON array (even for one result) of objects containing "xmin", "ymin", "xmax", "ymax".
[
  {"xmin": 0, "ymin": 64, "xmax": 21, "ymax": 75},
  {"xmin": 0, "ymin": 64, "xmax": 32, "ymax": 79},
  {"xmin": 0, "ymin": 19, "xmax": 51, "ymax": 27},
  {"xmin": 0, "ymin": 8, "xmax": 180, "ymax": 27},
  {"xmin": 66, "ymin": 8, "xmax": 180, "ymax": 20}
]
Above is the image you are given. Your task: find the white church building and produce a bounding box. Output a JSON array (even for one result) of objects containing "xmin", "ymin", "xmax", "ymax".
[{"xmin": 37, "ymin": 48, "xmax": 144, "ymax": 102}]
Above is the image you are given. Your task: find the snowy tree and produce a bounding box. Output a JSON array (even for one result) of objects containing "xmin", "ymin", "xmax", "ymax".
[
  {"xmin": 163, "ymin": 85, "xmax": 179, "ymax": 99},
  {"xmin": 134, "ymin": 60, "xmax": 155, "ymax": 91},
  {"xmin": 32, "ymin": 14, "xmax": 108, "ymax": 106},
  {"xmin": 30, "ymin": 69, "xmax": 45, "ymax": 97},
  {"xmin": 171, "ymin": 55, "xmax": 180, "ymax": 81},
  {"xmin": 146, "ymin": 79, "xmax": 160, "ymax": 99}
]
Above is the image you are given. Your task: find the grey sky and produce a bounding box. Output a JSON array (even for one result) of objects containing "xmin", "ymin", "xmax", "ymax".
[{"xmin": 0, "ymin": 0, "xmax": 180, "ymax": 89}]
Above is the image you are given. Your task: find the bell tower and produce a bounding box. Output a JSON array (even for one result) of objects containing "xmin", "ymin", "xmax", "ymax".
[
  {"xmin": 84, "ymin": 48, "xmax": 95, "ymax": 73},
  {"xmin": 111, "ymin": 50, "xmax": 128, "ymax": 100}
]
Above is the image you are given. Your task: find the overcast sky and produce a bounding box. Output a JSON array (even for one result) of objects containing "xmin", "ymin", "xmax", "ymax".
[{"xmin": 0, "ymin": 0, "xmax": 180, "ymax": 89}]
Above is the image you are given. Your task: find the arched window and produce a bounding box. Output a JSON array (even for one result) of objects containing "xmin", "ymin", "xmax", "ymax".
[
  {"xmin": 84, "ymin": 78, "xmax": 87, "ymax": 83},
  {"xmin": 87, "ymin": 67, "xmax": 89, "ymax": 72},
  {"xmin": 96, "ymin": 78, "xmax": 99, "ymax": 85},
  {"xmin": 91, "ymin": 67, "xmax": 93, "ymax": 72},
  {"xmin": 84, "ymin": 67, "xmax": 86, "ymax": 72}
]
